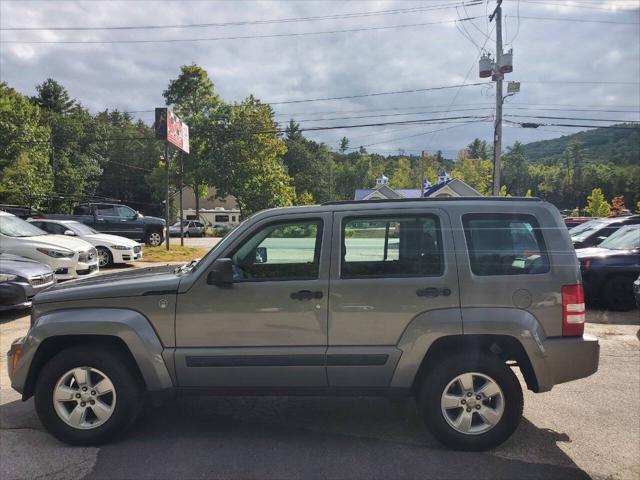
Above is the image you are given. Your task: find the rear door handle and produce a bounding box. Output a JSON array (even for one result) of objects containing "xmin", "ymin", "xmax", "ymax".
[
  {"xmin": 290, "ymin": 290, "xmax": 323, "ymax": 301},
  {"xmin": 416, "ymin": 287, "xmax": 451, "ymax": 298}
]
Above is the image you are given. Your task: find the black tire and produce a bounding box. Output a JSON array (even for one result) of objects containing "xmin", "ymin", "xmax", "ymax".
[
  {"xmin": 145, "ymin": 230, "xmax": 163, "ymax": 247},
  {"xmin": 603, "ymin": 275, "xmax": 636, "ymax": 311},
  {"xmin": 96, "ymin": 247, "xmax": 113, "ymax": 268},
  {"xmin": 419, "ymin": 351, "xmax": 523, "ymax": 451},
  {"xmin": 200, "ymin": 232, "xmax": 205, "ymax": 238},
  {"xmin": 185, "ymin": 231, "xmax": 190, "ymax": 238},
  {"xmin": 34, "ymin": 346, "xmax": 144, "ymax": 446}
]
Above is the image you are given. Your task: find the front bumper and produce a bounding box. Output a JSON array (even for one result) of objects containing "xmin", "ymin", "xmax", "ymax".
[
  {"xmin": 0, "ymin": 280, "xmax": 54, "ymax": 311},
  {"xmin": 55, "ymin": 261, "xmax": 99, "ymax": 280},
  {"xmin": 537, "ymin": 334, "xmax": 600, "ymax": 391},
  {"xmin": 112, "ymin": 248, "xmax": 143, "ymax": 264}
]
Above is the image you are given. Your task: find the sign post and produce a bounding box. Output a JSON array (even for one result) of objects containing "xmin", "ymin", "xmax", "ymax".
[{"xmin": 155, "ymin": 108, "xmax": 189, "ymax": 250}]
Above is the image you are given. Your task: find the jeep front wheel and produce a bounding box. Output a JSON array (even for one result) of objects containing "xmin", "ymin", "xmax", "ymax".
[
  {"xmin": 419, "ymin": 351, "xmax": 523, "ymax": 451},
  {"xmin": 34, "ymin": 346, "xmax": 143, "ymax": 446}
]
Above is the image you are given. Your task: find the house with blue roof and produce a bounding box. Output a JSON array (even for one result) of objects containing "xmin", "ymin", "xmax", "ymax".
[{"xmin": 353, "ymin": 170, "xmax": 482, "ymax": 201}]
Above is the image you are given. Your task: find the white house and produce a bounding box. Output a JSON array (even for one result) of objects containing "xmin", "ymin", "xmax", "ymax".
[{"xmin": 354, "ymin": 170, "xmax": 482, "ymax": 201}]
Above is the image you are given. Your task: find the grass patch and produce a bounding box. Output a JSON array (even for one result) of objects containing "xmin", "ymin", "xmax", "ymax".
[{"xmin": 142, "ymin": 245, "xmax": 209, "ymax": 263}]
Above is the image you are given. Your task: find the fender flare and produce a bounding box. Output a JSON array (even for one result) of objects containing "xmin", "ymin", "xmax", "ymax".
[
  {"xmin": 19, "ymin": 308, "xmax": 174, "ymax": 395},
  {"xmin": 390, "ymin": 307, "xmax": 550, "ymax": 392}
]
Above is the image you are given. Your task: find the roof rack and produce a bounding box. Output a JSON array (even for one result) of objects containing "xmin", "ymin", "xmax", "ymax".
[{"xmin": 322, "ymin": 196, "xmax": 542, "ymax": 206}]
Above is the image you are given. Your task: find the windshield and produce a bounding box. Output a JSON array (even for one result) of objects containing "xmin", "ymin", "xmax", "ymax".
[
  {"xmin": 0, "ymin": 215, "xmax": 48, "ymax": 237},
  {"xmin": 67, "ymin": 222, "xmax": 99, "ymax": 235},
  {"xmin": 569, "ymin": 220, "xmax": 606, "ymax": 240},
  {"xmin": 599, "ymin": 226, "xmax": 640, "ymax": 250}
]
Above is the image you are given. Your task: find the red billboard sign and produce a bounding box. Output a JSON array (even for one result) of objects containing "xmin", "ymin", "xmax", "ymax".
[{"xmin": 155, "ymin": 108, "xmax": 189, "ymax": 154}]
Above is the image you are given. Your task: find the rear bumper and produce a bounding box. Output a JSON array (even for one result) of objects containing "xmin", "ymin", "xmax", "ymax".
[{"xmin": 536, "ymin": 334, "xmax": 599, "ymax": 391}]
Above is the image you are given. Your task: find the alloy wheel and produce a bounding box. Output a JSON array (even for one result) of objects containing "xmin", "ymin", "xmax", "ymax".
[
  {"xmin": 52, "ymin": 367, "xmax": 117, "ymax": 430},
  {"xmin": 97, "ymin": 249, "xmax": 110, "ymax": 267},
  {"xmin": 440, "ymin": 372, "xmax": 504, "ymax": 435}
]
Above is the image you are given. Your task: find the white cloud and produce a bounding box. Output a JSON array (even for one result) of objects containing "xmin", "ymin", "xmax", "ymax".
[{"xmin": 0, "ymin": 0, "xmax": 638, "ymax": 154}]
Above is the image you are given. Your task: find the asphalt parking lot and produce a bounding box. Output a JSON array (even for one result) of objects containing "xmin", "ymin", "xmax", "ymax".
[{"xmin": 0, "ymin": 269, "xmax": 638, "ymax": 479}]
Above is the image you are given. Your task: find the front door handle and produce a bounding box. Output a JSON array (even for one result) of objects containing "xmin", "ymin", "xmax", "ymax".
[
  {"xmin": 290, "ymin": 290, "xmax": 323, "ymax": 301},
  {"xmin": 416, "ymin": 287, "xmax": 452, "ymax": 298}
]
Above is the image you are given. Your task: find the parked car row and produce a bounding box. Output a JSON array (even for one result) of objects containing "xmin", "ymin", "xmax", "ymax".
[
  {"xmin": 0, "ymin": 211, "xmax": 146, "ymax": 310},
  {"xmin": 569, "ymin": 216, "xmax": 640, "ymax": 311}
]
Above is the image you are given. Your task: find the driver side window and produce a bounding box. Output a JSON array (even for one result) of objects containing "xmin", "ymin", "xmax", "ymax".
[{"xmin": 231, "ymin": 220, "xmax": 322, "ymax": 281}]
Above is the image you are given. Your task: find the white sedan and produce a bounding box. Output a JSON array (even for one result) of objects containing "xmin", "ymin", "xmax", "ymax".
[
  {"xmin": 0, "ymin": 212, "xmax": 99, "ymax": 280},
  {"xmin": 28, "ymin": 219, "xmax": 143, "ymax": 268}
]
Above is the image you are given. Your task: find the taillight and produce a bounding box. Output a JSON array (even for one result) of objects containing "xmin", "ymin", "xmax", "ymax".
[{"xmin": 562, "ymin": 284, "xmax": 585, "ymax": 336}]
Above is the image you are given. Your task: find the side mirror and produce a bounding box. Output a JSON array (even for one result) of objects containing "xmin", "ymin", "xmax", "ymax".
[
  {"xmin": 207, "ymin": 258, "xmax": 234, "ymax": 285},
  {"xmin": 64, "ymin": 230, "xmax": 76, "ymax": 236},
  {"xmin": 255, "ymin": 246, "xmax": 268, "ymax": 264}
]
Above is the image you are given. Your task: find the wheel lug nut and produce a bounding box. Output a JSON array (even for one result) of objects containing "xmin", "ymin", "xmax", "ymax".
[
  {"xmin": 90, "ymin": 400, "xmax": 95, "ymax": 405},
  {"xmin": 475, "ymin": 405, "xmax": 481, "ymax": 410},
  {"xmin": 80, "ymin": 402, "xmax": 86, "ymax": 407},
  {"xmin": 466, "ymin": 408, "xmax": 471, "ymax": 412},
  {"xmin": 476, "ymin": 395, "xmax": 481, "ymax": 400},
  {"xmin": 461, "ymin": 399, "xmax": 466, "ymax": 405},
  {"xmin": 91, "ymin": 391, "xmax": 96, "ymax": 396},
  {"xmin": 466, "ymin": 392, "xmax": 472, "ymax": 397},
  {"xmin": 75, "ymin": 393, "xmax": 81, "ymax": 399},
  {"xmin": 82, "ymin": 387, "xmax": 87, "ymax": 392}
]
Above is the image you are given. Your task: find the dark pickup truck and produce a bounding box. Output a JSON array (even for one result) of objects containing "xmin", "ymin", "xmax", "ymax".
[{"xmin": 38, "ymin": 203, "xmax": 165, "ymax": 246}]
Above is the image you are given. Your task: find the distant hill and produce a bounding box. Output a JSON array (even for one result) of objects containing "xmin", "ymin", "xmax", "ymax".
[{"xmin": 522, "ymin": 124, "xmax": 640, "ymax": 165}]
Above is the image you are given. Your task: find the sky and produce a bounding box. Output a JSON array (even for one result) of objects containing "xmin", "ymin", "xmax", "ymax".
[{"xmin": 1, "ymin": 0, "xmax": 639, "ymax": 157}]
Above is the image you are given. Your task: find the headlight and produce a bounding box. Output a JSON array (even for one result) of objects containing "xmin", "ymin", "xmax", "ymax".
[
  {"xmin": 111, "ymin": 245, "xmax": 131, "ymax": 250},
  {"xmin": 0, "ymin": 274, "xmax": 18, "ymax": 282},
  {"xmin": 36, "ymin": 247, "xmax": 74, "ymax": 258}
]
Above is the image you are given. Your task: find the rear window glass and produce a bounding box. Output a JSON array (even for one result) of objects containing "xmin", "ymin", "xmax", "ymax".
[{"xmin": 463, "ymin": 214, "xmax": 550, "ymax": 276}]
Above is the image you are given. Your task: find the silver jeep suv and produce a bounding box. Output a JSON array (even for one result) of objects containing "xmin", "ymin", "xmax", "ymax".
[{"xmin": 7, "ymin": 198, "xmax": 599, "ymax": 450}]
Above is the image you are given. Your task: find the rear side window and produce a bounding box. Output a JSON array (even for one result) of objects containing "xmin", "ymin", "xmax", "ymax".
[
  {"xmin": 463, "ymin": 214, "xmax": 550, "ymax": 276},
  {"xmin": 341, "ymin": 215, "xmax": 443, "ymax": 278}
]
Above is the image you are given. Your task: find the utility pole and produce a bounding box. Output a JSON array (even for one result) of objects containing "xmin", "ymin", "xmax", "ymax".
[
  {"xmin": 490, "ymin": 0, "xmax": 503, "ymax": 196},
  {"xmin": 164, "ymin": 142, "xmax": 170, "ymax": 251},
  {"xmin": 179, "ymin": 156, "xmax": 184, "ymax": 247}
]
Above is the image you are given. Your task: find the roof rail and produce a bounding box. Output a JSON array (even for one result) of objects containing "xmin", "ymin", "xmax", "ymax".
[{"xmin": 322, "ymin": 196, "xmax": 542, "ymax": 206}]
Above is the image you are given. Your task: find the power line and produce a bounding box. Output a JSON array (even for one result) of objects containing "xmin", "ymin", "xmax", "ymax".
[
  {"xmin": 515, "ymin": 15, "xmax": 640, "ymax": 25},
  {"xmin": 0, "ymin": 1, "xmax": 482, "ymax": 31},
  {"xmin": 2, "ymin": 17, "xmax": 482, "ymax": 44},
  {"xmin": 269, "ymin": 82, "xmax": 491, "ymax": 105},
  {"xmin": 505, "ymin": 114, "xmax": 640, "ymax": 122},
  {"xmin": 354, "ymin": 119, "xmax": 491, "ymax": 149}
]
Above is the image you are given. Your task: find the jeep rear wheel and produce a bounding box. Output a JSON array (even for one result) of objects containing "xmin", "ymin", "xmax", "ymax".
[
  {"xmin": 35, "ymin": 346, "xmax": 143, "ymax": 446},
  {"xmin": 419, "ymin": 351, "xmax": 523, "ymax": 451}
]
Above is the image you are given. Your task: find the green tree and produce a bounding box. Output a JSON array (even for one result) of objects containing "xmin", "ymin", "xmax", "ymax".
[
  {"xmin": 0, "ymin": 84, "xmax": 53, "ymax": 206},
  {"xmin": 339, "ymin": 136, "xmax": 349, "ymax": 153},
  {"xmin": 216, "ymin": 95, "xmax": 295, "ymax": 215},
  {"xmin": 584, "ymin": 188, "xmax": 611, "ymax": 217},
  {"xmin": 498, "ymin": 185, "xmax": 511, "ymax": 197},
  {"xmin": 467, "ymin": 138, "xmax": 490, "ymax": 159},
  {"xmin": 31, "ymin": 78, "xmax": 76, "ymax": 114},
  {"xmin": 31, "ymin": 79, "xmax": 102, "ymax": 211},
  {"xmin": 390, "ymin": 157, "xmax": 413, "ymax": 188},
  {"xmin": 502, "ymin": 142, "xmax": 529, "ymax": 196},
  {"xmin": 452, "ymin": 150, "xmax": 493, "ymax": 195},
  {"xmin": 163, "ymin": 64, "xmax": 224, "ymax": 218},
  {"xmin": 282, "ymin": 120, "xmax": 334, "ymax": 203}
]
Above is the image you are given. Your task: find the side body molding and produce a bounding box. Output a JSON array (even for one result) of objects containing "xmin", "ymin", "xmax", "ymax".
[
  {"xmin": 16, "ymin": 308, "xmax": 174, "ymax": 394},
  {"xmin": 390, "ymin": 308, "xmax": 462, "ymax": 388}
]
